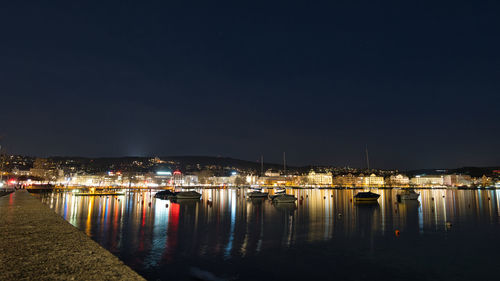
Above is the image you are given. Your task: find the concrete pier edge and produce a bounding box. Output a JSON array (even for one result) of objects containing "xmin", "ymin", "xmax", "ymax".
[{"xmin": 0, "ymin": 190, "xmax": 145, "ymax": 280}]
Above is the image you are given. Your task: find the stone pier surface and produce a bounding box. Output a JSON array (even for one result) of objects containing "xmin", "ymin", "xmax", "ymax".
[{"xmin": 0, "ymin": 191, "xmax": 145, "ymax": 280}]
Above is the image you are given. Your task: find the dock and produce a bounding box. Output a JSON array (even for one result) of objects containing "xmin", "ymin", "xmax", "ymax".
[{"xmin": 0, "ymin": 190, "xmax": 145, "ymax": 280}]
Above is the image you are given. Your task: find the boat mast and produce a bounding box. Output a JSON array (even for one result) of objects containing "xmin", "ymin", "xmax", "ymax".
[
  {"xmin": 283, "ymin": 152, "xmax": 286, "ymax": 174},
  {"xmin": 260, "ymin": 155, "xmax": 264, "ymax": 176},
  {"xmin": 0, "ymin": 137, "xmax": 4, "ymax": 183},
  {"xmin": 365, "ymin": 145, "xmax": 371, "ymax": 191},
  {"xmin": 0, "ymin": 144, "xmax": 3, "ymax": 183},
  {"xmin": 365, "ymin": 145, "xmax": 370, "ymax": 171}
]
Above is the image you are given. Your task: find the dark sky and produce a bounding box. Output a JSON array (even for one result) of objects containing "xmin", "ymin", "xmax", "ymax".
[{"xmin": 1, "ymin": 1, "xmax": 499, "ymax": 169}]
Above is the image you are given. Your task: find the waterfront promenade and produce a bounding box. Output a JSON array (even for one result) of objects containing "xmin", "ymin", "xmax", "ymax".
[{"xmin": 0, "ymin": 191, "xmax": 145, "ymax": 280}]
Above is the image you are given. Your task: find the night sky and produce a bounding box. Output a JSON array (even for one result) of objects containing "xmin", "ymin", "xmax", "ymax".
[{"xmin": 1, "ymin": 1, "xmax": 499, "ymax": 169}]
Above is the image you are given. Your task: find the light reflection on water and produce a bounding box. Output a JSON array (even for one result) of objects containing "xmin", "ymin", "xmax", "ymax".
[{"xmin": 40, "ymin": 189, "xmax": 500, "ymax": 281}]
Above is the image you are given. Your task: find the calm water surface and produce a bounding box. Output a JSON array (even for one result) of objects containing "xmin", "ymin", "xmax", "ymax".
[{"xmin": 39, "ymin": 189, "xmax": 500, "ymax": 281}]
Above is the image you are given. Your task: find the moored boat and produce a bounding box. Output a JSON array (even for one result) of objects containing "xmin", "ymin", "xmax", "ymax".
[
  {"xmin": 274, "ymin": 188, "xmax": 286, "ymax": 193},
  {"xmin": 268, "ymin": 189, "xmax": 286, "ymax": 200},
  {"xmin": 354, "ymin": 191, "xmax": 380, "ymax": 203},
  {"xmin": 271, "ymin": 194, "xmax": 297, "ymax": 203},
  {"xmin": 268, "ymin": 194, "xmax": 282, "ymax": 200},
  {"xmin": 155, "ymin": 190, "xmax": 177, "ymax": 199},
  {"xmin": 26, "ymin": 184, "xmax": 54, "ymax": 193},
  {"xmin": 175, "ymin": 191, "xmax": 202, "ymax": 200},
  {"xmin": 247, "ymin": 191, "xmax": 269, "ymax": 198}
]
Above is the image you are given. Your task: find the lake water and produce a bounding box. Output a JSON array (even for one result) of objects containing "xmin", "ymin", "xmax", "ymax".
[{"xmin": 38, "ymin": 188, "xmax": 500, "ymax": 281}]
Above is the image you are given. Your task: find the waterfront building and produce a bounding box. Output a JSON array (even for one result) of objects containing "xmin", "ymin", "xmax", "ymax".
[
  {"xmin": 29, "ymin": 168, "xmax": 64, "ymax": 182},
  {"xmin": 184, "ymin": 175, "xmax": 199, "ymax": 186},
  {"xmin": 209, "ymin": 176, "xmax": 234, "ymax": 186},
  {"xmin": 361, "ymin": 173, "xmax": 385, "ymax": 187},
  {"xmin": 172, "ymin": 170, "xmax": 184, "ymax": 186},
  {"xmin": 387, "ymin": 174, "xmax": 410, "ymax": 187},
  {"xmin": 478, "ymin": 175, "xmax": 493, "ymax": 187},
  {"xmin": 245, "ymin": 175, "xmax": 258, "ymax": 185},
  {"xmin": 70, "ymin": 174, "xmax": 102, "ymax": 186},
  {"xmin": 410, "ymin": 175, "xmax": 444, "ymax": 187},
  {"xmin": 307, "ymin": 171, "xmax": 333, "ymax": 186},
  {"xmin": 332, "ymin": 174, "xmax": 357, "ymax": 187},
  {"xmin": 257, "ymin": 176, "xmax": 292, "ymax": 186},
  {"xmin": 27, "ymin": 158, "xmax": 64, "ymax": 182},
  {"xmin": 153, "ymin": 170, "xmax": 172, "ymax": 186},
  {"xmin": 291, "ymin": 175, "xmax": 306, "ymax": 186},
  {"xmin": 443, "ymin": 174, "xmax": 472, "ymax": 187}
]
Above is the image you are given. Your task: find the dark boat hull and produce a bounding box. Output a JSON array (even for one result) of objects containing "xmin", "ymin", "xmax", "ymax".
[{"xmin": 354, "ymin": 192, "xmax": 380, "ymax": 203}]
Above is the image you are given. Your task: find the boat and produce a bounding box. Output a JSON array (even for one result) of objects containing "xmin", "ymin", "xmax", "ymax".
[
  {"xmin": 271, "ymin": 194, "xmax": 297, "ymax": 203},
  {"xmin": 175, "ymin": 191, "xmax": 202, "ymax": 200},
  {"xmin": 268, "ymin": 194, "xmax": 282, "ymax": 200},
  {"xmin": 247, "ymin": 191, "xmax": 269, "ymax": 198},
  {"xmin": 396, "ymin": 189, "xmax": 420, "ymax": 200},
  {"xmin": 249, "ymin": 185, "xmax": 262, "ymax": 190},
  {"xmin": 26, "ymin": 184, "xmax": 54, "ymax": 193},
  {"xmin": 353, "ymin": 191, "xmax": 380, "ymax": 203},
  {"xmin": 353, "ymin": 147, "xmax": 381, "ymax": 204},
  {"xmin": 274, "ymin": 188, "xmax": 286, "ymax": 193},
  {"xmin": 154, "ymin": 190, "xmax": 177, "ymax": 200}
]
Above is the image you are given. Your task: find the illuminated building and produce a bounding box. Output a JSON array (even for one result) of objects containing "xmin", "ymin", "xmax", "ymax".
[
  {"xmin": 246, "ymin": 175, "xmax": 258, "ymax": 185},
  {"xmin": 153, "ymin": 170, "xmax": 172, "ymax": 186},
  {"xmin": 208, "ymin": 176, "xmax": 235, "ymax": 186},
  {"xmin": 257, "ymin": 176, "xmax": 293, "ymax": 186},
  {"xmin": 29, "ymin": 158, "xmax": 64, "ymax": 182},
  {"xmin": 478, "ymin": 175, "xmax": 493, "ymax": 187},
  {"xmin": 70, "ymin": 175, "xmax": 101, "ymax": 186},
  {"xmin": 443, "ymin": 174, "xmax": 472, "ymax": 187},
  {"xmin": 307, "ymin": 171, "xmax": 332, "ymax": 186},
  {"xmin": 172, "ymin": 170, "xmax": 184, "ymax": 186},
  {"xmin": 184, "ymin": 175, "xmax": 199, "ymax": 186},
  {"xmin": 360, "ymin": 173, "xmax": 385, "ymax": 187},
  {"xmin": 387, "ymin": 174, "xmax": 410, "ymax": 187},
  {"xmin": 332, "ymin": 174, "xmax": 357, "ymax": 187},
  {"xmin": 410, "ymin": 175, "xmax": 444, "ymax": 187}
]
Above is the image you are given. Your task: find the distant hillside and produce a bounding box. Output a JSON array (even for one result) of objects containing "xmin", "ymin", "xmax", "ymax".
[
  {"xmin": 46, "ymin": 155, "xmax": 289, "ymax": 174},
  {"xmin": 163, "ymin": 156, "xmax": 288, "ymax": 173},
  {"xmin": 451, "ymin": 166, "xmax": 500, "ymax": 177},
  {"xmin": 407, "ymin": 167, "xmax": 500, "ymax": 177}
]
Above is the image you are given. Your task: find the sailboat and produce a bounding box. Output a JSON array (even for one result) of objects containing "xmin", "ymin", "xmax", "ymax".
[
  {"xmin": 353, "ymin": 191, "xmax": 380, "ymax": 203},
  {"xmin": 354, "ymin": 145, "xmax": 380, "ymax": 203},
  {"xmin": 247, "ymin": 190, "xmax": 269, "ymax": 198},
  {"xmin": 0, "ymin": 143, "xmax": 6, "ymax": 187},
  {"xmin": 272, "ymin": 194, "xmax": 297, "ymax": 203}
]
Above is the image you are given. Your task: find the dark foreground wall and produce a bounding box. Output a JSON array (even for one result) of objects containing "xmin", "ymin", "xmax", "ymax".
[{"xmin": 0, "ymin": 191, "xmax": 145, "ymax": 280}]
